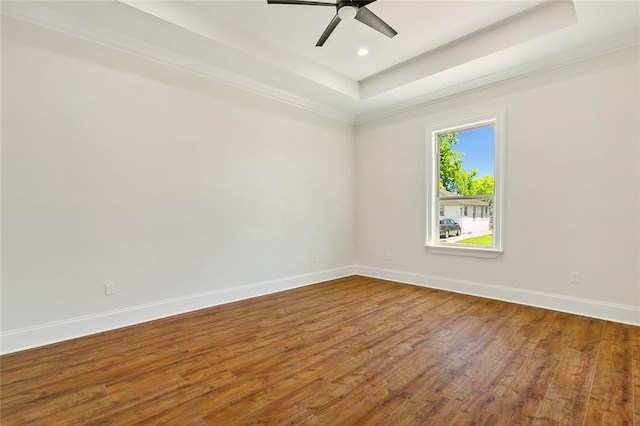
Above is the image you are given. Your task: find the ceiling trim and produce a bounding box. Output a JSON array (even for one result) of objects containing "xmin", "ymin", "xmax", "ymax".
[
  {"xmin": 357, "ymin": 30, "xmax": 640, "ymax": 124},
  {"xmin": 1, "ymin": 2, "xmax": 357, "ymax": 124},
  {"xmin": 359, "ymin": 0, "xmax": 578, "ymax": 99},
  {"xmin": 2, "ymin": 2, "xmax": 638, "ymax": 126},
  {"xmin": 119, "ymin": 0, "xmax": 360, "ymax": 100}
]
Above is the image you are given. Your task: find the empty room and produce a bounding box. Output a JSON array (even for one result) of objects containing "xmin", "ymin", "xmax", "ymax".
[{"xmin": 1, "ymin": 0, "xmax": 639, "ymax": 424}]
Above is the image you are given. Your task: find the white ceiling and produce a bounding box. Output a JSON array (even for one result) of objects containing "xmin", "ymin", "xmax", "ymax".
[
  {"xmin": 198, "ymin": 0, "xmax": 547, "ymax": 80},
  {"xmin": 3, "ymin": 1, "xmax": 639, "ymax": 123}
]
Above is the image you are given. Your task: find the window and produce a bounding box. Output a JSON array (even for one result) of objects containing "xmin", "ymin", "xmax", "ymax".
[{"xmin": 426, "ymin": 110, "xmax": 504, "ymax": 257}]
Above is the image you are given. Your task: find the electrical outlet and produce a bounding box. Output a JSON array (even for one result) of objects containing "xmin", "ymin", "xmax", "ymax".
[
  {"xmin": 105, "ymin": 282, "xmax": 116, "ymax": 295},
  {"xmin": 313, "ymin": 255, "xmax": 319, "ymax": 263},
  {"xmin": 571, "ymin": 272, "xmax": 580, "ymax": 284},
  {"xmin": 386, "ymin": 251, "xmax": 392, "ymax": 261}
]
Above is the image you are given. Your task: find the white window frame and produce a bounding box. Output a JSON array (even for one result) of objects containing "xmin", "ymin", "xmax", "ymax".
[{"xmin": 425, "ymin": 109, "xmax": 505, "ymax": 258}]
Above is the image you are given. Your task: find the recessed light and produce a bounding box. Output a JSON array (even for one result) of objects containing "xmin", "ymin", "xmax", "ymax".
[{"xmin": 357, "ymin": 48, "xmax": 369, "ymax": 56}]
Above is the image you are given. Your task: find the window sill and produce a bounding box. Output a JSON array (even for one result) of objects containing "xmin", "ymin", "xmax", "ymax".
[{"xmin": 426, "ymin": 244, "xmax": 503, "ymax": 258}]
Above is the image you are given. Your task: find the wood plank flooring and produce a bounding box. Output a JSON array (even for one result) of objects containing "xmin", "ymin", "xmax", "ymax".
[{"xmin": 1, "ymin": 276, "xmax": 638, "ymax": 424}]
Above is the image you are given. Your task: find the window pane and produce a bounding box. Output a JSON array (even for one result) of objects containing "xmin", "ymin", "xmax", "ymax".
[{"xmin": 437, "ymin": 124, "xmax": 495, "ymax": 248}]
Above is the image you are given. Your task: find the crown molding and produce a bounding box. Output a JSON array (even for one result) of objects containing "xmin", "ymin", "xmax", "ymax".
[
  {"xmin": 356, "ymin": 31, "xmax": 640, "ymax": 124},
  {"xmin": 2, "ymin": 2, "xmax": 638, "ymax": 126},
  {"xmin": 1, "ymin": 2, "xmax": 357, "ymax": 124}
]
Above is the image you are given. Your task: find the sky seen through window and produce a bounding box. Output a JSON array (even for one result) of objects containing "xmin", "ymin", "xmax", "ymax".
[{"xmin": 455, "ymin": 125, "xmax": 494, "ymax": 178}]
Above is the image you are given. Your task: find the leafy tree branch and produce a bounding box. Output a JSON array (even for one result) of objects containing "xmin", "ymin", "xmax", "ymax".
[{"xmin": 439, "ymin": 133, "xmax": 494, "ymax": 196}]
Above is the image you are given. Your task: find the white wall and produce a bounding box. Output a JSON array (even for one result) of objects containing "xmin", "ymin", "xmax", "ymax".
[
  {"xmin": 356, "ymin": 47, "xmax": 640, "ymax": 324},
  {"xmin": 2, "ymin": 16, "xmax": 639, "ymax": 354},
  {"xmin": 1, "ymin": 17, "xmax": 356, "ymax": 351}
]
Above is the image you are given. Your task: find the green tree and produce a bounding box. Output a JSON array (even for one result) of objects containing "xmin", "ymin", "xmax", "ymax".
[
  {"xmin": 439, "ymin": 133, "xmax": 464, "ymax": 193},
  {"xmin": 470, "ymin": 175, "xmax": 495, "ymax": 196},
  {"xmin": 456, "ymin": 167, "xmax": 478, "ymax": 196},
  {"xmin": 439, "ymin": 132, "xmax": 493, "ymax": 196}
]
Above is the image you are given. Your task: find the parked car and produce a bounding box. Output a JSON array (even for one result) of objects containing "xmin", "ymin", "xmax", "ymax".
[{"xmin": 440, "ymin": 218, "xmax": 461, "ymax": 238}]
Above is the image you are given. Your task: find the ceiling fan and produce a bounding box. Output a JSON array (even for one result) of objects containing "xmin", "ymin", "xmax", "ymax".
[{"xmin": 266, "ymin": 0, "xmax": 397, "ymax": 47}]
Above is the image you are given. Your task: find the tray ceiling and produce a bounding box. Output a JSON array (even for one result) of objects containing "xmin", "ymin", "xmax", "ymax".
[{"xmin": 2, "ymin": 1, "xmax": 639, "ymax": 123}]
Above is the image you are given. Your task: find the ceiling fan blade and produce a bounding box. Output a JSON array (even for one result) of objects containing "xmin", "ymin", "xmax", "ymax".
[
  {"xmin": 267, "ymin": 0, "xmax": 335, "ymax": 6},
  {"xmin": 354, "ymin": 0, "xmax": 377, "ymax": 6},
  {"xmin": 354, "ymin": 6, "xmax": 397, "ymax": 38},
  {"xmin": 316, "ymin": 14, "xmax": 341, "ymax": 47}
]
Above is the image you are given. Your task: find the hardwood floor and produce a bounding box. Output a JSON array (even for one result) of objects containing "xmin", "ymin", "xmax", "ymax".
[{"xmin": 1, "ymin": 276, "xmax": 638, "ymax": 425}]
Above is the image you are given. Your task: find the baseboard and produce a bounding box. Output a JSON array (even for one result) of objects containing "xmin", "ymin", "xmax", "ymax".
[
  {"xmin": 0, "ymin": 266, "xmax": 357, "ymax": 355},
  {"xmin": 355, "ymin": 265, "xmax": 640, "ymax": 326},
  {"xmin": 3, "ymin": 265, "xmax": 636, "ymax": 355}
]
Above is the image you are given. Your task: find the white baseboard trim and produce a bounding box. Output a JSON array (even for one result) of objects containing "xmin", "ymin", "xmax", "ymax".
[
  {"xmin": 3, "ymin": 265, "xmax": 636, "ymax": 354},
  {"xmin": 355, "ymin": 265, "xmax": 640, "ymax": 327},
  {"xmin": 0, "ymin": 266, "xmax": 357, "ymax": 355}
]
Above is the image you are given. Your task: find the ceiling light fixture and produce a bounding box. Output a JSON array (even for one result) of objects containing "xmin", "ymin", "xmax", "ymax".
[
  {"xmin": 337, "ymin": 5, "xmax": 357, "ymax": 20},
  {"xmin": 267, "ymin": 0, "xmax": 397, "ymax": 47},
  {"xmin": 357, "ymin": 48, "xmax": 369, "ymax": 56}
]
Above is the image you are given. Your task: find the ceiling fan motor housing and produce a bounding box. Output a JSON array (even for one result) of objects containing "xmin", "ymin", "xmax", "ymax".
[
  {"xmin": 337, "ymin": 1, "xmax": 358, "ymax": 20},
  {"xmin": 266, "ymin": 0, "xmax": 396, "ymax": 47}
]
